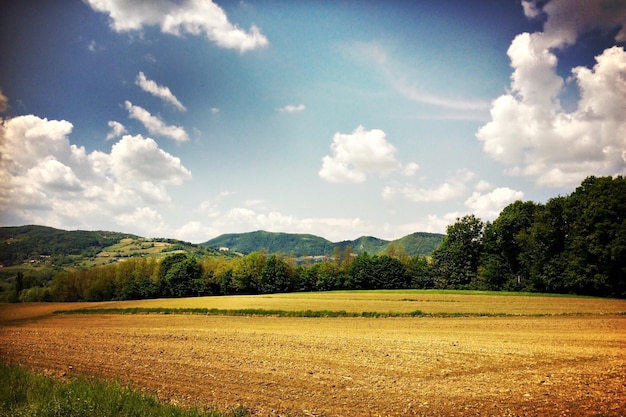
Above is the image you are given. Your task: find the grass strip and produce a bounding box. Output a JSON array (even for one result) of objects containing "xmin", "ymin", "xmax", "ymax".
[
  {"xmin": 54, "ymin": 307, "xmax": 425, "ymax": 318},
  {"xmin": 0, "ymin": 361, "xmax": 248, "ymax": 417},
  {"xmin": 53, "ymin": 307, "xmax": 625, "ymax": 318}
]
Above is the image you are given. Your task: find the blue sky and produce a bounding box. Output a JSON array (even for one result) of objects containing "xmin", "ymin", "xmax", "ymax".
[{"xmin": 1, "ymin": 0, "xmax": 625, "ymax": 243}]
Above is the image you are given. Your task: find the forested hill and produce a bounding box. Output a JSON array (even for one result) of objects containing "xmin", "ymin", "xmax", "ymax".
[
  {"xmin": 0, "ymin": 225, "xmax": 209, "ymax": 267},
  {"xmin": 202, "ymin": 230, "xmax": 444, "ymax": 257}
]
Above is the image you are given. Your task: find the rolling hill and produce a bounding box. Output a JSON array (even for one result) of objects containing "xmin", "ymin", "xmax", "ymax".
[
  {"xmin": 202, "ymin": 230, "xmax": 444, "ymax": 257},
  {"xmin": 0, "ymin": 225, "xmax": 444, "ymax": 270},
  {"xmin": 0, "ymin": 225, "xmax": 213, "ymax": 268}
]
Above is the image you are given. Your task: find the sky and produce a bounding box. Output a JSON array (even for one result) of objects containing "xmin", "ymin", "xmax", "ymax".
[{"xmin": 1, "ymin": 0, "xmax": 625, "ymax": 243}]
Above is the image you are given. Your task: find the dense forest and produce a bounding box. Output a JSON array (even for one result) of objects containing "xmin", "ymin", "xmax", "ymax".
[{"xmin": 5, "ymin": 176, "xmax": 626, "ymax": 302}]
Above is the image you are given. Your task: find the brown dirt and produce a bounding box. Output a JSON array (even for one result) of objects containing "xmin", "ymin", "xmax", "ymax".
[{"xmin": 1, "ymin": 306, "xmax": 625, "ymax": 416}]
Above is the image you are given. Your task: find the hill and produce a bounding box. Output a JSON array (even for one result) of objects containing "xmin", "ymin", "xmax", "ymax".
[
  {"xmin": 203, "ymin": 230, "xmax": 444, "ymax": 257},
  {"xmin": 0, "ymin": 225, "xmax": 213, "ymax": 269},
  {"xmin": 202, "ymin": 231, "xmax": 336, "ymax": 257}
]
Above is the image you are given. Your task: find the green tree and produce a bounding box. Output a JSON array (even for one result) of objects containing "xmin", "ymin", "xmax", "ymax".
[
  {"xmin": 479, "ymin": 200, "xmax": 538, "ymax": 290},
  {"xmin": 370, "ymin": 255, "xmax": 410, "ymax": 289},
  {"xmin": 406, "ymin": 255, "xmax": 432, "ymax": 289},
  {"xmin": 562, "ymin": 176, "xmax": 626, "ymax": 296},
  {"xmin": 231, "ymin": 251, "xmax": 266, "ymax": 293},
  {"xmin": 162, "ymin": 256, "xmax": 201, "ymax": 297},
  {"xmin": 260, "ymin": 254, "xmax": 291, "ymax": 293},
  {"xmin": 431, "ymin": 215, "xmax": 484, "ymax": 289}
]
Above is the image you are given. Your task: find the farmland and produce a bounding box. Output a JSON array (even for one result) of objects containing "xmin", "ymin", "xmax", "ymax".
[{"xmin": 1, "ymin": 291, "xmax": 625, "ymax": 416}]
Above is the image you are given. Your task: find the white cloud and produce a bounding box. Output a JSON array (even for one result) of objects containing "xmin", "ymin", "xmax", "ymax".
[
  {"xmin": 278, "ymin": 104, "xmax": 306, "ymax": 113},
  {"xmin": 124, "ymin": 100, "xmax": 189, "ymax": 142},
  {"xmin": 403, "ymin": 162, "xmax": 419, "ymax": 177},
  {"xmin": 464, "ymin": 187, "xmax": 524, "ymax": 220},
  {"xmin": 319, "ymin": 125, "xmax": 402, "ymax": 184},
  {"xmin": 393, "ymin": 212, "xmax": 464, "ymax": 236},
  {"xmin": 383, "ymin": 169, "xmax": 474, "ymax": 202},
  {"xmin": 0, "ymin": 114, "xmax": 191, "ymax": 233},
  {"xmin": 115, "ymin": 207, "xmax": 168, "ymax": 237},
  {"xmin": 344, "ymin": 41, "xmax": 490, "ymax": 117},
  {"xmin": 474, "ymin": 180, "xmax": 492, "ymax": 192},
  {"xmin": 477, "ymin": 1, "xmax": 626, "ymax": 188},
  {"xmin": 108, "ymin": 134, "xmax": 192, "ymax": 186},
  {"xmin": 0, "ymin": 89, "xmax": 7, "ymax": 113},
  {"xmin": 136, "ymin": 72, "xmax": 186, "ymax": 111},
  {"xmin": 106, "ymin": 120, "xmax": 127, "ymax": 140},
  {"xmin": 521, "ymin": 0, "xmax": 541, "ymax": 19},
  {"xmin": 85, "ymin": 0, "xmax": 269, "ymax": 53},
  {"xmin": 392, "ymin": 78, "xmax": 491, "ymax": 112}
]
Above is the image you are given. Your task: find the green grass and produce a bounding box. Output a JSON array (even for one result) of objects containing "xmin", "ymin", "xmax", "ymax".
[
  {"xmin": 55, "ymin": 307, "xmax": 426, "ymax": 318},
  {"xmin": 53, "ymin": 306, "xmax": 610, "ymax": 318},
  {"xmin": 0, "ymin": 362, "xmax": 248, "ymax": 417}
]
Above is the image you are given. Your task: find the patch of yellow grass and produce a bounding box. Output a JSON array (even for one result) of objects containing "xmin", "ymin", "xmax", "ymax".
[{"xmin": 95, "ymin": 290, "xmax": 626, "ymax": 316}]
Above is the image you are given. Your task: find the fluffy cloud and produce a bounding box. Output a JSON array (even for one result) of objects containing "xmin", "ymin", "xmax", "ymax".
[
  {"xmin": 136, "ymin": 72, "xmax": 186, "ymax": 111},
  {"xmin": 0, "ymin": 114, "xmax": 191, "ymax": 233},
  {"xmin": 125, "ymin": 101, "xmax": 189, "ymax": 142},
  {"xmin": 477, "ymin": 0, "xmax": 626, "ymax": 188},
  {"xmin": 107, "ymin": 134, "xmax": 191, "ymax": 185},
  {"xmin": 319, "ymin": 126, "xmax": 402, "ymax": 183},
  {"xmin": 382, "ymin": 169, "xmax": 474, "ymax": 202},
  {"xmin": 106, "ymin": 120, "xmax": 127, "ymax": 140},
  {"xmin": 85, "ymin": 0, "xmax": 268, "ymax": 53},
  {"xmin": 277, "ymin": 104, "xmax": 306, "ymax": 113},
  {"xmin": 116, "ymin": 207, "xmax": 168, "ymax": 236},
  {"xmin": 464, "ymin": 187, "xmax": 524, "ymax": 220}
]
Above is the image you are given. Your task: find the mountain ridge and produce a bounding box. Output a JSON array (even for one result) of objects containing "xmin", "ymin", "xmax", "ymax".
[
  {"xmin": 202, "ymin": 230, "xmax": 444, "ymax": 257},
  {"xmin": 0, "ymin": 225, "xmax": 444, "ymax": 268}
]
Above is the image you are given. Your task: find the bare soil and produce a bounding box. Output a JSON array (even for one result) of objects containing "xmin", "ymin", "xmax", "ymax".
[{"xmin": 1, "ymin": 304, "xmax": 625, "ymax": 416}]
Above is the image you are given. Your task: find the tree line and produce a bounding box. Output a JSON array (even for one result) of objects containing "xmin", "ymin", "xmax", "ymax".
[
  {"xmin": 13, "ymin": 176, "xmax": 626, "ymax": 301},
  {"xmin": 431, "ymin": 176, "xmax": 626, "ymax": 298}
]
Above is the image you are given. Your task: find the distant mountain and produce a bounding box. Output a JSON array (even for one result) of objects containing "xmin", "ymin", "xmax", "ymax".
[{"xmin": 202, "ymin": 230, "xmax": 444, "ymax": 257}]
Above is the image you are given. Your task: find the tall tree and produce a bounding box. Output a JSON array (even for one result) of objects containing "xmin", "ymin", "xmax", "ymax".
[
  {"xmin": 260, "ymin": 254, "xmax": 291, "ymax": 293},
  {"xmin": 431, "ymin": 215, "xmax": 484, "ymax": 288}
]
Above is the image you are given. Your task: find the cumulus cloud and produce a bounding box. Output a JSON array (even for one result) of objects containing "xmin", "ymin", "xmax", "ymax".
[
  {"xmin": 0, "ymin": 89, "xmax": 8, "ymax": 113},
  {"xmin": 278, "ymin": 104, "xmax": 305, "ymax": 113},
  {"xmin": 107, "ymin": 134, "xmax": 191, "ymax": 186},
  {"xmin": 0, "ymin": 114, "xmax": 191, "ymax": 233},
  {"xmin": 115, "ymin": 206, "xmax": 168, "ymax": 236},
  {"xmin": 319, "ymin": 126, "xmax": 402, "ymax": 183},
  {"xmin": 476, "ymin": 0, "xmax": 626, "ymax": 188},
  {"xmin": 464, "ymin": 187, "xmax": 524, "ymax": 220},
  {"xmin": 124, "ymin": 100, "xmax": 189, "ymax": 142},
  {"xmin": 85, "ymin": 0, "xmax": 268, "ymax": 53},
  {"xmin": 136, "ymin": 72, "xmax": 186, "ymax": 111},
  {"xmin": 382, "ymin": 169, "xmax": 474, "ymax": 202},
  {"xmin": 106, "ymin": 120, "xmax": 127, "ymax": 140}
]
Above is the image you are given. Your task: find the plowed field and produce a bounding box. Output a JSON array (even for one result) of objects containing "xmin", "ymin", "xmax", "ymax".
[{"xmin": 1, "ymin": 293, "xmax": 625, "ymax": 416}]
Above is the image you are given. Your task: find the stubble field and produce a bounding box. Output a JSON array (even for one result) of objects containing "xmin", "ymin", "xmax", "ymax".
[{"xmin": 1, "ymin": 291, "xmax": 625, "ymax": 416}]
